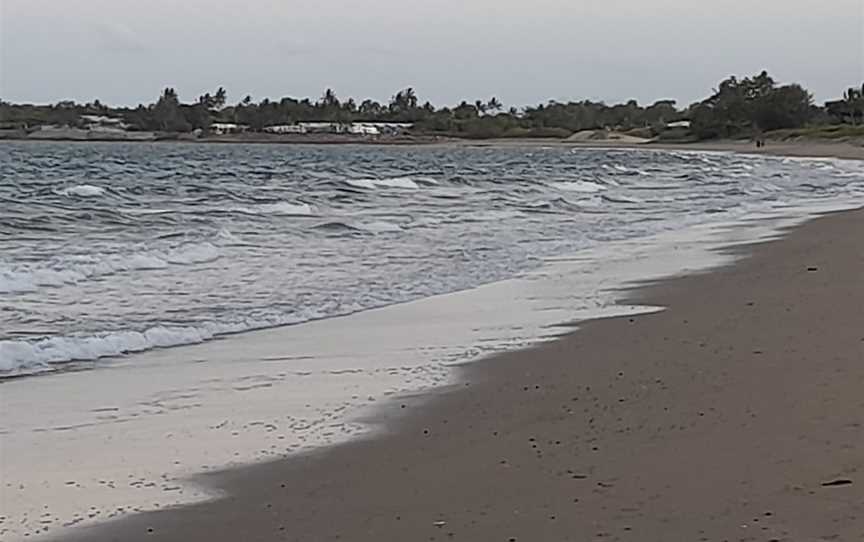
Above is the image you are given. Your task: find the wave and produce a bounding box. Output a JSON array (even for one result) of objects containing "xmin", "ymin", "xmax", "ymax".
[
  {"xmin": 628, "ymin": 182, "xmax": 685, "ymax": 190},
  {"xmin": 119, "ymin": 207, "xmax": 176, "ymax": 216},
  {"xmin": 0, "ymin": 242, "xmax": 220, "ymax": 294},
  {"xmin": 471, "ymin": 210, "xmax": 525, "ymax": 222},
  {"xmin": 601, "ymin": 194, "xmax": 643, "ymax": 204},
  {"xmin": 357, "ymin": 220, "xmax": 403, "ymax": 233},
  {"xmin": 232, "ymin": 201, "xmax": 316, "ymax": 216},
  {"xmin": 344, "ymin": 176, "xmax": 430, "ymax": 190},
  {"xmin": 549, "ymin": 180, "xmax": 606, "ymax": 193},
  {"xmin": 0, "ymin": 325, "xmax": 225, "ymax": 373},
  {"xmin": 313, "ymin": 220, "xmax": 403, "ymax": 234},
  {"xmin": 604, "ymin": 164, "xmax": 647, "ymax": 176},
  {"xmin": 521, "ymin": 197, "xmax": 585, "ymax": 214},
  {"xmin": 0, "ymin": 303, "xmax": 374, "ymax": 375},
  {"xmin": 60, "ymin": 184, "xmax": 107, "ymax": 197}
]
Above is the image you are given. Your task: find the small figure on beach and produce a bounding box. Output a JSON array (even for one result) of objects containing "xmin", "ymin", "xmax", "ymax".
[{"xmin": 753, "ymin": 127, "xmax": 766, "ymax": 149}]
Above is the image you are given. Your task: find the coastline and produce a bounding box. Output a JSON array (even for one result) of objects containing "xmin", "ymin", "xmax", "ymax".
[
  {"xmin": 452, "ymin": 138, "xmax": 864, "ymax": 161},
  {"xmin": 58, "ymin": 204, "xmax": 864, "ymax": 542},
  {"xmin": 3, "ymin": 143, "xmax": 859, "ymax": 541},
  {"xmin": 2, "ymin": 133, "xmax": 863, "ymax": 160}
]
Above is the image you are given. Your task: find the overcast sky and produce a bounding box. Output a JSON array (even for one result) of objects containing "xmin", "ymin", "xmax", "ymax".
[{"xmin": 1, "ymin": 0, "xmax": 862, "ymax": 108}]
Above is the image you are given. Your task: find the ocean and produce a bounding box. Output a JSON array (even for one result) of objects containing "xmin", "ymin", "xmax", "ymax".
[{"xmin": 2, "ymin": 141, "xmax": 862, "ymax": 376}]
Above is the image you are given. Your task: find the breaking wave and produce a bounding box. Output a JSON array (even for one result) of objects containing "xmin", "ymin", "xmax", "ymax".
[{"xmin": 0, "ymin": 242, "xmax": 220, "ymax": 294}]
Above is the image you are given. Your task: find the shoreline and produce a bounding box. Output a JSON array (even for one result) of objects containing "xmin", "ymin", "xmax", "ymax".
[
  {"xmin": 0, "ymin": 142, "xmax": 856, "ymax": 540},
  {"xmin": 58, "ymin": 205, "xmax": 864, "ymax": 542},
  {"xmin": 451, "ymin": 138, "xmax": 864, "ymax": 161},
  {"xmin": 2, "ymin": 134, "xmax": 863, "ymax": 161}
]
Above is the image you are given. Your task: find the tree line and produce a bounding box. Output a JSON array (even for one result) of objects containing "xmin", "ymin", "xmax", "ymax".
[{"xmin": 1, "ymin": 71, "xmax": 862, "ymax": 140}]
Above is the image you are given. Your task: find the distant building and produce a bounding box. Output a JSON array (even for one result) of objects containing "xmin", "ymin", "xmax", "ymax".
[
  {"xmin": 359, "ymin": 122, "xmax": 413, "ymax": 135},
  {"xmin": 210, "ymin": 123, "xmax": 248, "ymax": 135},
  {"xmin": 298, "ymin": 122, "xmax": 348, "ymax": 134},
  {"xmin": 80, "ymin": 115, "xmax": 128, "ymax": 131},
  {"xmin": 348, "ymin": 123, "xmax": 380, "ymax": 135},
  {"xmin": 263, "ymin": 125, "xmax": 306, "ymax": 134},
  {"xmin": 665, "ymin": 120, "xmax": 691, "ymax": 129}
]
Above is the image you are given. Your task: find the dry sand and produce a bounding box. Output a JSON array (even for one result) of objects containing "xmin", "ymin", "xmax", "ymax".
[{"xmin": 58, "ymin": 206, "xmax": 864, "ymax": 541}]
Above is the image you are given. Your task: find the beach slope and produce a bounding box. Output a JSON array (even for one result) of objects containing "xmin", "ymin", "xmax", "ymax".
[{"xmin": 62, "ymin": 208, "xmax": 864, "ymax": 541}]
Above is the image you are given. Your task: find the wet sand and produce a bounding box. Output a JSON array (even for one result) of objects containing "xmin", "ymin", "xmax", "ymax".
[
  {"xmin": 458, "ymin": 139, "xmax": 864, "ymax": 161},
  {"xmin": 58, "ymin": 206, "xmax": 864, "ymax": 541}
]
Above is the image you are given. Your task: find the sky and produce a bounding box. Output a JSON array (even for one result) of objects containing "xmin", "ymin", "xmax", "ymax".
[{"xmin": 1, "ymin": 0, "xmax": 862, "ymax": 108}]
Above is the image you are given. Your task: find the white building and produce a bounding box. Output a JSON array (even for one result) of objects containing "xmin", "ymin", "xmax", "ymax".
[
  {"xmin": 297, "ymin": 122, "xmax": 348, "ymax": 134},
  {"xmin": 348, "ymin": 123, "xmax": 380, "ymax": 135},
  {"xmin": 210, "ymin": 123, "xmax": 248, "ymax": 135},
  {"xmin": 80, "ymin": 115, "xmax": 128, "ymax": 130},
  {"xmin": 263, "ymin": 125, "xmax": 306, "ymax": 134},
  {"xmin": 666, "ymin": 120, "xmax": 691, "ymax": 129}
]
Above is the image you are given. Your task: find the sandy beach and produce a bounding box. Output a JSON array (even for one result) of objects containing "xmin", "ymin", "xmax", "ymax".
[
  {"xmin": 52, "ymin": 199, "xmax": 864, "ymax": 542},
  {"xmin": 4, "ymin": 133, "xmax": 863, "ymax": 161},
  {"xmin": 457, "ymin": 139, "xmax": 864, "ymax": 162}
]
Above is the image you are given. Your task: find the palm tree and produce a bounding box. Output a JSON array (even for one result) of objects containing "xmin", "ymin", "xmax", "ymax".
[
  {"xmin": 390, "ymin": 88, "xmax": 418, "ymax": 113},
  {"xmin": 213, "ymin": 87, "xmax": 227, "ymax": 110},
  {"xmin": 321, "ymin": 88, "xmax": 340, "ymax": 108},
  {"xmin": 486, "ymin": 97, "xmax": 503, "ymax": 114}
]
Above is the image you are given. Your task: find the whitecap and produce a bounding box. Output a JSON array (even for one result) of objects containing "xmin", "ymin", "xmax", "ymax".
[
  {"xmin": 227, "ymin": 201, "xmax": 316, "ymax": 216},
  {"xmin": 62, "ymin": 184, "xmax": 106, "ymax": 197},
  {"xmin": 163, "ymin": 243, "xmax": 220, "ymax": 265},
  {"xmin": 345, "ymin": 177, "xmax": 419, "ymax": 190},
  {"xmin": 252, "ymin": 202, "xmax": 316, "ymax": 215},
  {"xmin": 550, "ymin": 180, "xmax": 606, "ymax": 193}
]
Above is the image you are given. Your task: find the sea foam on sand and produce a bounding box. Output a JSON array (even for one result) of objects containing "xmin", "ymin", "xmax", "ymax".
[{"xmin": 0, "ymin": 200, "xmax": 856, "ymax": 541}]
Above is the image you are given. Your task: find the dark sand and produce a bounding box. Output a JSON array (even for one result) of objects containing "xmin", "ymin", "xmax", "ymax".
[{"xmin": 62, "ymin": 208, "xmax": 864, "ymax": 541}]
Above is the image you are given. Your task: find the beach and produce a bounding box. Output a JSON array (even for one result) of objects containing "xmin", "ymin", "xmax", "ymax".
[
  {"xmin": 3, "ymin": 131, "xmax": 863, "ymax": 161},
  {"xmin": 4, "ymin": 1, "xmax": 863, "ymax": 539},
  {"xmin": 2, "ymin": 142, "xmax": 862, "ymax": 542},
  {"xmin": 50, "ymin": 203, "xmax": 864, "ymax": 541},
  {"xmin": 458, "ymin": 139, "xmax": 864, "ymax": 162}
]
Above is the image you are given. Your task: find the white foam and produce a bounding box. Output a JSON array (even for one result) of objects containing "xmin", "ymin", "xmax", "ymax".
[
  {"xmin": 0, "ymin": 309, "xmax": 334, "ymax": 374},
  {"xmin": 0, "ymin": 327, "xmax": 203, "ymax": 373},
  {"xmin": 0, "ymin": 242, "xmax": 220, "ymax": 294},
  {"xmin": 232, "ymin": 201, "xmax": 316, "ymax": 216},
  {"xmin": 61, "ymin": 184, "xmax": 106, "ymax": 197},
  {"xmin": 550, "ymin": 180, "xmax": 606, "ymax": 193},
  {"xmin": 345, "ymin": 177, "xmax": 420, "ymax": 190},
  {"xmin": 163, "ymin": 243, "xmax": 220, "ymax": 265}
]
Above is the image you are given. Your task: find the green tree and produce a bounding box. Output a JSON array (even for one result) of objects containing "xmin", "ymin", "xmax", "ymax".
[
  {"xmin": 389, "ymin": 88, "xmax": 418, "ymax": 116},
  {"xmin": 486, "ymin": 97, "xmax": 503, "ymax": 114},
  {"xmin": 690, "ymin": 71, "xmax": 812, "ymax": 139},
  {"xmin": 153, "ymin": 87, "xmax": 190, "ymax": 132}
]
